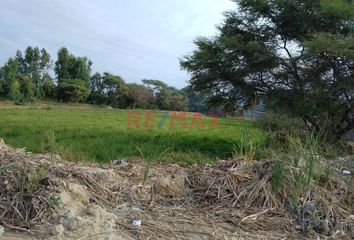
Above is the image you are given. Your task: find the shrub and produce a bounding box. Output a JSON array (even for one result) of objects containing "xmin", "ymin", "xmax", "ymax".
[
  {"xmin": 57, "ymin": 79, "xmax": 89, "ymax": 102},
  {"xmin": 257, "ymin": 113, "xmax": 306, "ymax": 140}
]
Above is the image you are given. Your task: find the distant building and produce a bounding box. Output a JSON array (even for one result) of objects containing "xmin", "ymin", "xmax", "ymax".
[{"xmin": 243, "ymin": 100, "xmax": 266, "ymax": 120}]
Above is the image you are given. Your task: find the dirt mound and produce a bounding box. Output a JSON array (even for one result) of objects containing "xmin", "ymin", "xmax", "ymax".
[{"xmin": 0, "ymin": 139, "xmax": 353, "ymax": 239}]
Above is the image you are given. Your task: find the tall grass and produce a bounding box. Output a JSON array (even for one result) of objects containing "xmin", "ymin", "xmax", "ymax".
[
  {"xmin": 41, "ymin": 131, "xmax": 57, "ymax": 162},
  {"xmin": 137, "ymin": 136, "xmax": 171, "ymax": 184},
  {"xmin": 232, "ymin": 130, "xmax": 275, "ymax": 163},
  {"xmin": 271, "ymin": 131, "xmax": 333, "ymax": 206}
]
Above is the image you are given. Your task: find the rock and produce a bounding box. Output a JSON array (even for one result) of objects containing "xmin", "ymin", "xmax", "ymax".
[
  {"xmin": 113, "ymin": 159, "xmax": 128, "ymax": 167},
  {"xmin": 0, "ymin": 225, "xmax": 4, "ymax": 237},
  {"xmin": 295, "ymin": 225, "xmax": 302, "ymax": 230},
  {"xmin": 297, "ymin": 202, "xmax": 329, "ymax": 234},
  {"xmin": 89, "ymin": 196, "xmax": 98, "ymax": 204},
  {"xmin": 341, "ymin": 129, "xmax": 354, "ymax": 147},
  {"xmin": 63, "ymin": 215, "xmax": 84, "ymax": 231},
  {"xmin": 301, "ymin": 202, "xmax": 316, "ymax": 216},
  {"xmin": 51, "ymin": 224, "xmax": 64, "ymax": 236},
  {"xmin": 69, "ymin": 216, "xmax": 84, "ymax": 231},
  {"xmin": 313, "ymin": 219, "xmax": 330, "ymax": 235}
]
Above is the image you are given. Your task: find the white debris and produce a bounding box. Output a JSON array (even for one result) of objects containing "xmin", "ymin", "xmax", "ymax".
[
  {"xmin": 132, "ymin": 219, "xmax": 142, "ymax": 228},
  {"xmin": 342, "ymin": 169, "xmax": 351, "ymax": 175},
  {"xmin": 0, "ymin": 225, "xmax": 4, "ymax": 237}
]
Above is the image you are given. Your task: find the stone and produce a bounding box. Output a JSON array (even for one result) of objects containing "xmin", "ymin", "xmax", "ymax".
[
  {"xmin": 89, "ymin": 196, "xmax": 98, "ymax": 204},
  {"xmin": 113, "ymin": 159, "xmax": 128, "ymax": 167},
  {"xmin": 342, "ymin": 129, "xmax": 354, "ymax": 147},
  {"xmin": 313, "ymin": 219, "xmax": 330, "ymax": 235},
  {"xmin": 51, "ymin": 224, "xmax": 64, "ymax": 236},
  {"xmin": 64, "ymin": 216, "xmax": 83, "ymax": 231}
]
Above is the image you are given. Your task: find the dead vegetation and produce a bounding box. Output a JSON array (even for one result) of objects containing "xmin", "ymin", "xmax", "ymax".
[{"xmin": 0, "ymin": 139, "xmax": 353, "ymax": 239}]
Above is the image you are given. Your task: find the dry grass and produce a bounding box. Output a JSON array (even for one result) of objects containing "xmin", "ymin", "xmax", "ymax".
[{"xmin": 0, "ymin": 139, "xmax": 353, "ymax": 239}]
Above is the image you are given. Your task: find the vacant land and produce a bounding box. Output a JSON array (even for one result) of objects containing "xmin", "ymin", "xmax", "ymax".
[{"xmin": 0, "ymin": 107, "xmax": 265, "ymax": 165}]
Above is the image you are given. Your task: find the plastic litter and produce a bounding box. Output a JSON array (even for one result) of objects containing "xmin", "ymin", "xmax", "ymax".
[
  {"xmin": 132, "ymin": 219, "xmax": 141, "ymax": 228},
  {"xmin": 342, "ymin": 169, "xmax": 351, "ymax": 175}
]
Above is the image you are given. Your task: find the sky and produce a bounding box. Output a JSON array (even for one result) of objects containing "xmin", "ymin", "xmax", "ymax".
[{"xmin": 0, "ymin": 0, "xmax": 235, "ymax": 88}]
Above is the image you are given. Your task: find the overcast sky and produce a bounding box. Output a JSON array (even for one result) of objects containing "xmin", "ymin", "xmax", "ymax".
[{"xmin": 0, "ymin": 0, "xmax": 235, "ymax": 88}]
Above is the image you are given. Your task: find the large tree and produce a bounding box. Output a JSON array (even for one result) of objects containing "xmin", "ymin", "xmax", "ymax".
[
  {"xmin": 88, "ymin": 72, "xmax": 127, "ymax": 106},
  {"xmin": 1, "ymin": 58, "xmax": 21, "ymax": 100},
  {"xmin": 55, "ymin": 47, "xmax": 92, "ymax": 102},
  {"xmin": 21, "ymin": 47, "xmax": 52, "ymax": 98},
  {"xmin": 123, "ymin": 83, "xmax": 154, "ymax": 109},
  {"xmin": 55, "ymin": 47, "xmax": 92, "ymax": 85},
  {"xmin": 142, "ymin": 79, "xmax": 189, "ymax": 111},
  {"xmin": 181, "ymin": 0, "xmax": 354, "ymax": 137},
  {"xmin": 0, "ymin": 47, "xmax": 53, "ymax": 100}
]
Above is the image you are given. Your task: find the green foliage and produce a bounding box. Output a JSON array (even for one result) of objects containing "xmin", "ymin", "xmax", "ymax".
[
  {"xmin": 1, "ymin": 58, "xmax": 21, "ymax": 100},
  {"xmin": 257, "ymin": 113, "xmax": 306, "ymax": 140},
  {"xmin": 304, "ymin": 33, "xmax": 354, "ymax": 58},
  {"xmin": 232, "ymin": 129, "xmax": 274, "ymax": 162},
  {"xmin": 0, "ymin": 47, "xmax": 53, "ymax": 101},
  {"xmin": 8, "ymin": 80, "xmax": 22, "ymax": 101},
  {"xmin": 57, "ymin": 79, "xmax": 89, "ymax": 102},
  {"xmin": 102, "ymin": 73, "xmax": 127, "ymax": 107},
  {"xmin": 137, "ymin": 138, "xmax": 170, "ymax": 184},
  {"xmin": 54, "ymin": 47, "xmax": 92, "ymax": 103},
  {"xmin": 15, "ymin": 164, "xmax": 49, "ymax": 194},
  {"xmin": 88, "ymin": 72, "xmax": 129, "ymax": 107},
  {"xmin": 233, "ymin": 131, "xmax": 257, "ymax": 163},
  {"xmin": 55, "ymin": 47, "xmax": 91, "ymax": 85},
  {"xmin": 42, "ymin": 74, "xmax": 56, "ymax": 99},
  {"xmin": 41, "ymin": 131, "xmax": 58, "ymax": 162},
  {"xmin": 320, "ymin": 0, "xmax": 354, "ymax": 20},
  {"xmin": 22, "ymin": 46, "xmax": 52, "ymax": 98},
  {"xmin": 20, "ymin": 76, "xmax": 34, "ymax": 99},
  {"xmin": 123, "ymin": 83, "xmax": 154, "ymax": 109},
  {"xmin": 181, "ymin": 0, "xmax": 354, "ymax": 138},
  {"xmin": 142, "ymin": 79, "xmax": 189, "ymax": 111},
  {"xmin": 271, "ymin": 132, "xmax": 333, "ymax": 206},
  {"xmin": 47, "ymin": 194, "xmax": 62, "ymax": 208}
]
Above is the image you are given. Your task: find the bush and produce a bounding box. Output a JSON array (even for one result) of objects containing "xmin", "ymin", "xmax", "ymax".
[
  {"xmin": 257, "ymin": 113, "xmax": 306, "ymax": 140},
  {"xmin": 8, "ymin": 80, "xmax": 23, "ymax": 101},
  {"xmin": 57, "ymin": 79, "xmax": 89, "ymax": 102}
]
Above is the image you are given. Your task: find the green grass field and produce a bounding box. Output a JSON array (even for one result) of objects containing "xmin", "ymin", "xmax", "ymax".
[{"xmin": 0, "ymin": 107, "xmax": 267, "ymax": 165}]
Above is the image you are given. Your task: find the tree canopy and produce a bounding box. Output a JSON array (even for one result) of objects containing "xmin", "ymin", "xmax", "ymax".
[{"xmin": 181, "ymin": 0, "xmax": 354, "ymax": 137}]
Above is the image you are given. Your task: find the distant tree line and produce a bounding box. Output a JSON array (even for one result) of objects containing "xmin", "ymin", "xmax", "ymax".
[{"xmin": 0, "ymin": 47, "xmax": 192, "ymax": 111}]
